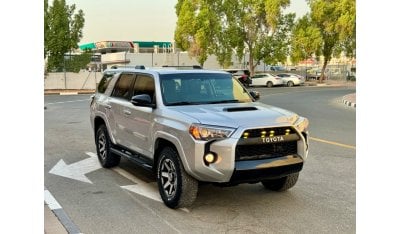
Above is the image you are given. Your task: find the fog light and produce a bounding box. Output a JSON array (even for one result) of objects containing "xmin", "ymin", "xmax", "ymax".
[
  {"xmin": 204, "ymin": 153, "xmax": 216, "ymax": 164},
  {"xmin": 269, "ymin": 130, "xmax": 275, "ymax": 137}
]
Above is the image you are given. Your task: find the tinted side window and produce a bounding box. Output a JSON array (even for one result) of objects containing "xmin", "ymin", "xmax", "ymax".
[
  {"xmin": 111, "ymin": 73, "xmax": 135, "ymax": 100},
  {"xmin": 133, "ymin": 75, "xmax": 155, "ymax": 103},
  {"xmin": 97, "ymin": 72, "xmax": 116, "ymax": 93}
]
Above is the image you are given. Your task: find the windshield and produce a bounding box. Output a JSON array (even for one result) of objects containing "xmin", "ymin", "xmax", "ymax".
[{"xmin": 160, "ymin": 73, "xmax": 253, "ymax": 106}]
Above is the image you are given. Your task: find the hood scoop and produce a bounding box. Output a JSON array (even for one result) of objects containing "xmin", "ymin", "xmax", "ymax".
[{"xmin": 223, "ymin": 106, "xmax": 258, "ymax": 112}]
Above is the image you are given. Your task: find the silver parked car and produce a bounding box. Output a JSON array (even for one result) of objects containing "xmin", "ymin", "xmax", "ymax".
[
  {"xmin": 250, "ymin": 73, "xmax": 283, "ymax": 87},
  {"xmin": 90, "ymin": 67, "xmax": 309, "ymax": 209},
  {"xmin": 276, "ymin": 73, "xmax": 305, "ymax": 87}
]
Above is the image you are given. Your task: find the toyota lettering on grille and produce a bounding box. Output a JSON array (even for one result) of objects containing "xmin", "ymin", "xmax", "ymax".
[{"xmin": 262, "ymin": 136, "xmax": 285, "ymax": 143}]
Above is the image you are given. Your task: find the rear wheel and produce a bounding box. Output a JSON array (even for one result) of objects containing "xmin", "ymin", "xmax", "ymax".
[
  {"xmin": 95, "ymin": 125, "xmax": 121, "ymax": 168},
  {"xmin": 266, "ymin": 81, "xmax": 273, "ymax": 88},
  {"xmin": 287, "ymin": 81, "xmax": 294, "ymax": 87},
  {"xmin": 261, "ymin": 173, "xmax": 299, "ymax": 191},
  {"xmin": 157, "ymin": 147, "xmax": 198, "ymax": 209}
]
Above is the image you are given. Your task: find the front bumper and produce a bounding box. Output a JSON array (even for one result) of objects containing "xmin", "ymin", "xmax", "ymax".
[
  {"xmin": 229, "ymin": 155, "xmax": 303, "ymax": 184},
  {"xmin": 183, "ymin": 126, "xmax": 308, "ymax": 183}
]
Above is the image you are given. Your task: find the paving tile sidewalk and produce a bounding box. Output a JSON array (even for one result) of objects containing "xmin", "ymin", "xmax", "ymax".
[{"xmin": 44, "ymin": 204, "xmax": 67, "ymax": 234}]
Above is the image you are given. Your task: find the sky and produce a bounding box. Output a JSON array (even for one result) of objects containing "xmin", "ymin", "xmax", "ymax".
[{"xmin": 65, "ymin": 0, "xmax": 310, "ymax": 44}]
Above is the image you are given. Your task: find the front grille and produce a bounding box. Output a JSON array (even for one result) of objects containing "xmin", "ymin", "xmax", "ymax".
[
  {"xmin": 235, "ymin": 141, "xmax": 297, "ymax": 161},
  {"xmin": 241, "ymin": 127, "xmax": 296, "ymax": 138}
]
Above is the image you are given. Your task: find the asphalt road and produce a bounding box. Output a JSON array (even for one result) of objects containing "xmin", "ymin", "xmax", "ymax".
[{"xmin": 44, "ymin": 85, "xmax": 356, "ymax": 233}]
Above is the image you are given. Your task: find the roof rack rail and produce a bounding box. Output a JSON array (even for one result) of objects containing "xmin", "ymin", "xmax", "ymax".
[
  {"xmin": 161, "ymin": 65, "xmax": 203, "ymax": 69},
  {"xmin": 110, "ymin": 65, "xmax": 146, "ymax": 70},
  {"xmin": 135, "ymin": 65, "xmax": 145, "ymax": 69}
]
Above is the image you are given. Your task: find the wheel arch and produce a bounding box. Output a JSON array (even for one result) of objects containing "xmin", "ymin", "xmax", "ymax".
[
  {"xmin": 94, "ymin": 116, "xmax": 106, "ymax": 133},
  {"xmin": 153, "ymin": 133, "xmax": 190, "ymax": 174},
  {"xmin": 154, "ymin": 137, "xmax": 179, "ymax": 173},
  {"xmin": 93, "ymin": 116, "xmax": 116, "ymax": 144}
]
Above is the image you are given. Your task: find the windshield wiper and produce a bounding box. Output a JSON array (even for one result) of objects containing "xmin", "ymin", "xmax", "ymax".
[
  {"xmin": 166, "ymin": 101, "xmax": 202, "ymax": 106},
  {"xmin": 207, "ymin": 100, "xmax": 241, "ymax": 104}
]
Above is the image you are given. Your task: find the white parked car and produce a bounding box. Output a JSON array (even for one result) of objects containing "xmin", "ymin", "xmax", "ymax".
[
  {"xmin": 276, "ymin": 73, "xmax": 305, "ymax": 87},
  {"xmin": 250, "ymin": 73, "xmax": 283, "ymax": 88}
]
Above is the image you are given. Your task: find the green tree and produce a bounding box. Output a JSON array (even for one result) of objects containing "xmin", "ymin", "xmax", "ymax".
[
  {"xmin": 44, "ymin": 0, "xmax": 49, "ymax": 58},
  {"xmin": 334, "ymin": 0, "xmax": 356, "ymax": 59},
  {"xmin": 64, "ymin": 51, "xmax": 92, "ymax": 73},
  {"xmin": 294, "ymin": 0, "xmax": 355, "ymax": 82},
  {"xmin": 44, "ymin": 0, "xmax": 85, "ymax": 72},
  {"xmin": 290, "ymin": 15, "xmax": 322, "ymax": 64},
  {"xmin": 255, "ymin": 13, "xmax": 295, "ymax": 67},
  {"xmin": 174, "ymin": 0, "xmax": 293, "ymax": 75},
  {"xmin": 219, "ymin": 0, "xmax": 292, "ymax": 75},
  {"xmin": 174, "ymin": 0, "xmax": 219, "ymax": 66}
]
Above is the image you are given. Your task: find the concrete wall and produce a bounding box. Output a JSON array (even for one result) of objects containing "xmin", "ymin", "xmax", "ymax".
[
  {"xmin": 102, "ymin": 52, "xmax": 224, "ymax": 69},
  {"xmin": 45, "ymin": 71, "xmax": 102, "ymax": 90}
]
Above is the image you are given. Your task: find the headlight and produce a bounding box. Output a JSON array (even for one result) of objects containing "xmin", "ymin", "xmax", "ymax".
[
  {"xmin": 189, "ymin": 124, "xmax": 235, "ymax": 141},
  {"xmin": 294, "ymin": 117, "xmax": 309, "ymax": 132}
]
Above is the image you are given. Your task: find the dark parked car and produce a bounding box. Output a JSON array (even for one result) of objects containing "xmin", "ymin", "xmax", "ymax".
[{"xmin": 222, "ymin": 69, "xmax": 251, "ymax": 87}]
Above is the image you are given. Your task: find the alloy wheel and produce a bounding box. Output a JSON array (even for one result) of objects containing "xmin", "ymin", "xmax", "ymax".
[
  {"xmin": 160, "ymin": 158, "xmax": 178, "ymax": 199},
  {"xmin": 97, "ymin": 132, "xmax": 107, "ymax": 161}
]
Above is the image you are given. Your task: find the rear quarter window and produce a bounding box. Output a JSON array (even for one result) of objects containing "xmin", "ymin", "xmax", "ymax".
[{"xmin": 97, "ymin": 72, "xmax": 117, "ymax": 93}]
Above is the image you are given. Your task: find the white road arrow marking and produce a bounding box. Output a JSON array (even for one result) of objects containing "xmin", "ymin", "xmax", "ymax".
[
  {"xmin": 121, "ymin": 183, "xmax": 162, "ymax": 202},
  {"xmin": 49, "ymin": 152, "xmax": 101, "ymax": 184},
  {"xmin": 113, "ymin": 167, "xmax": 162, "ymax": 202}
]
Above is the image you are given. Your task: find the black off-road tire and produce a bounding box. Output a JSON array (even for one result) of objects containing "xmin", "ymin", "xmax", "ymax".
[
  {"xmin": 95, "ymin": 124, "xmax": 121, "ymax": 168},
  {"xmin": 261, "ymin": 173, "xmax": 299, "ymax": 191},
  {"xmin": 266, "ymin": 81, "xmax": 273, "ymax": 88},
  {"xmin": 287, "ymin": 81, "xmax": 294, "ymax": 87},
  {"xmin": 157, "ymin": 147, "xmax": 198, "ymax": 209}
]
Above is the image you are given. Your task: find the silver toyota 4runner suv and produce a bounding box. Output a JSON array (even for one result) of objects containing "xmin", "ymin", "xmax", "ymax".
[{"xmin": 90, "ymin": 67, "xmax": 309, "ymax": 209}]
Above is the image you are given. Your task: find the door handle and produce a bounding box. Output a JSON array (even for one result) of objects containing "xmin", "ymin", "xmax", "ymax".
[
  {"xmin": 123, "ymin": 110, "xmax": 131, "ymax": 115},
  {"xmin": 104, "ymin": 104, "xmax": 111, "ymax": 109}
]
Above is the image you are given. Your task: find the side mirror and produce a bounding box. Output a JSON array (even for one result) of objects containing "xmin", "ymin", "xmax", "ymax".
[
  {"xmin": 131, "ymin": 94, "xmax": 155, "ymax": 108},
  {"xmin": 249, "ymin": 91, "xmax": 260, "ymax": 100}
]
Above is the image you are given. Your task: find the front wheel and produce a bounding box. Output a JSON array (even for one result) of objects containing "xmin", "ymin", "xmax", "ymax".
[
  {"xmin": 261, "ymin": 173, "xmax": 299, "ymax": 191},
  {"xmin": 266, "ymin": 81, "xmax": 273, "ymax": 88},
  {"xmin": 157, "ymin": 147, "xmax": 198, "ymax": 209},
  {"xmin": 95, "ymin": 125, "xmax": 121, "ymax": 168}
]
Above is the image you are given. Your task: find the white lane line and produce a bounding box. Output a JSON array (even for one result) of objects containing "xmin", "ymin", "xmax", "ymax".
[
  {"xmin": 45, "ymin": 99, "xmax": 89, "ymax": 105},
  {"xmin": 113, "ymin": 167, "xmax": 183, "ymax": 232},
  {"xmin": 112, "ymin": 167, "xmax": 146, "ymax": 185},
  {"xmin": 112, "ymin": 167, "xmax": 162, "ymax": 202},
  {"xmin": 44, "ymin": 190, "xmax": 62, "ymax": 210}
]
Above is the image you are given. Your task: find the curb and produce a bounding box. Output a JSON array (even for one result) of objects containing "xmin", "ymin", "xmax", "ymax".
[
  {"xmin": 342, "ymin": 94, "xmax": 356, "ymax": 108},
  {"xmin": 343, "ymin": 99, "xmax": 356, "ymax": 108},
  {"xmin": 304, "ymin": 82, "xmax": 356, "ymax": 88},
  {"xmin": 45, "ymin": 90, "xmax": 95, "ymax": 95},
  {"xmin": 44, "ymin": 189, "xmax": 81, "ymax": 234}
]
